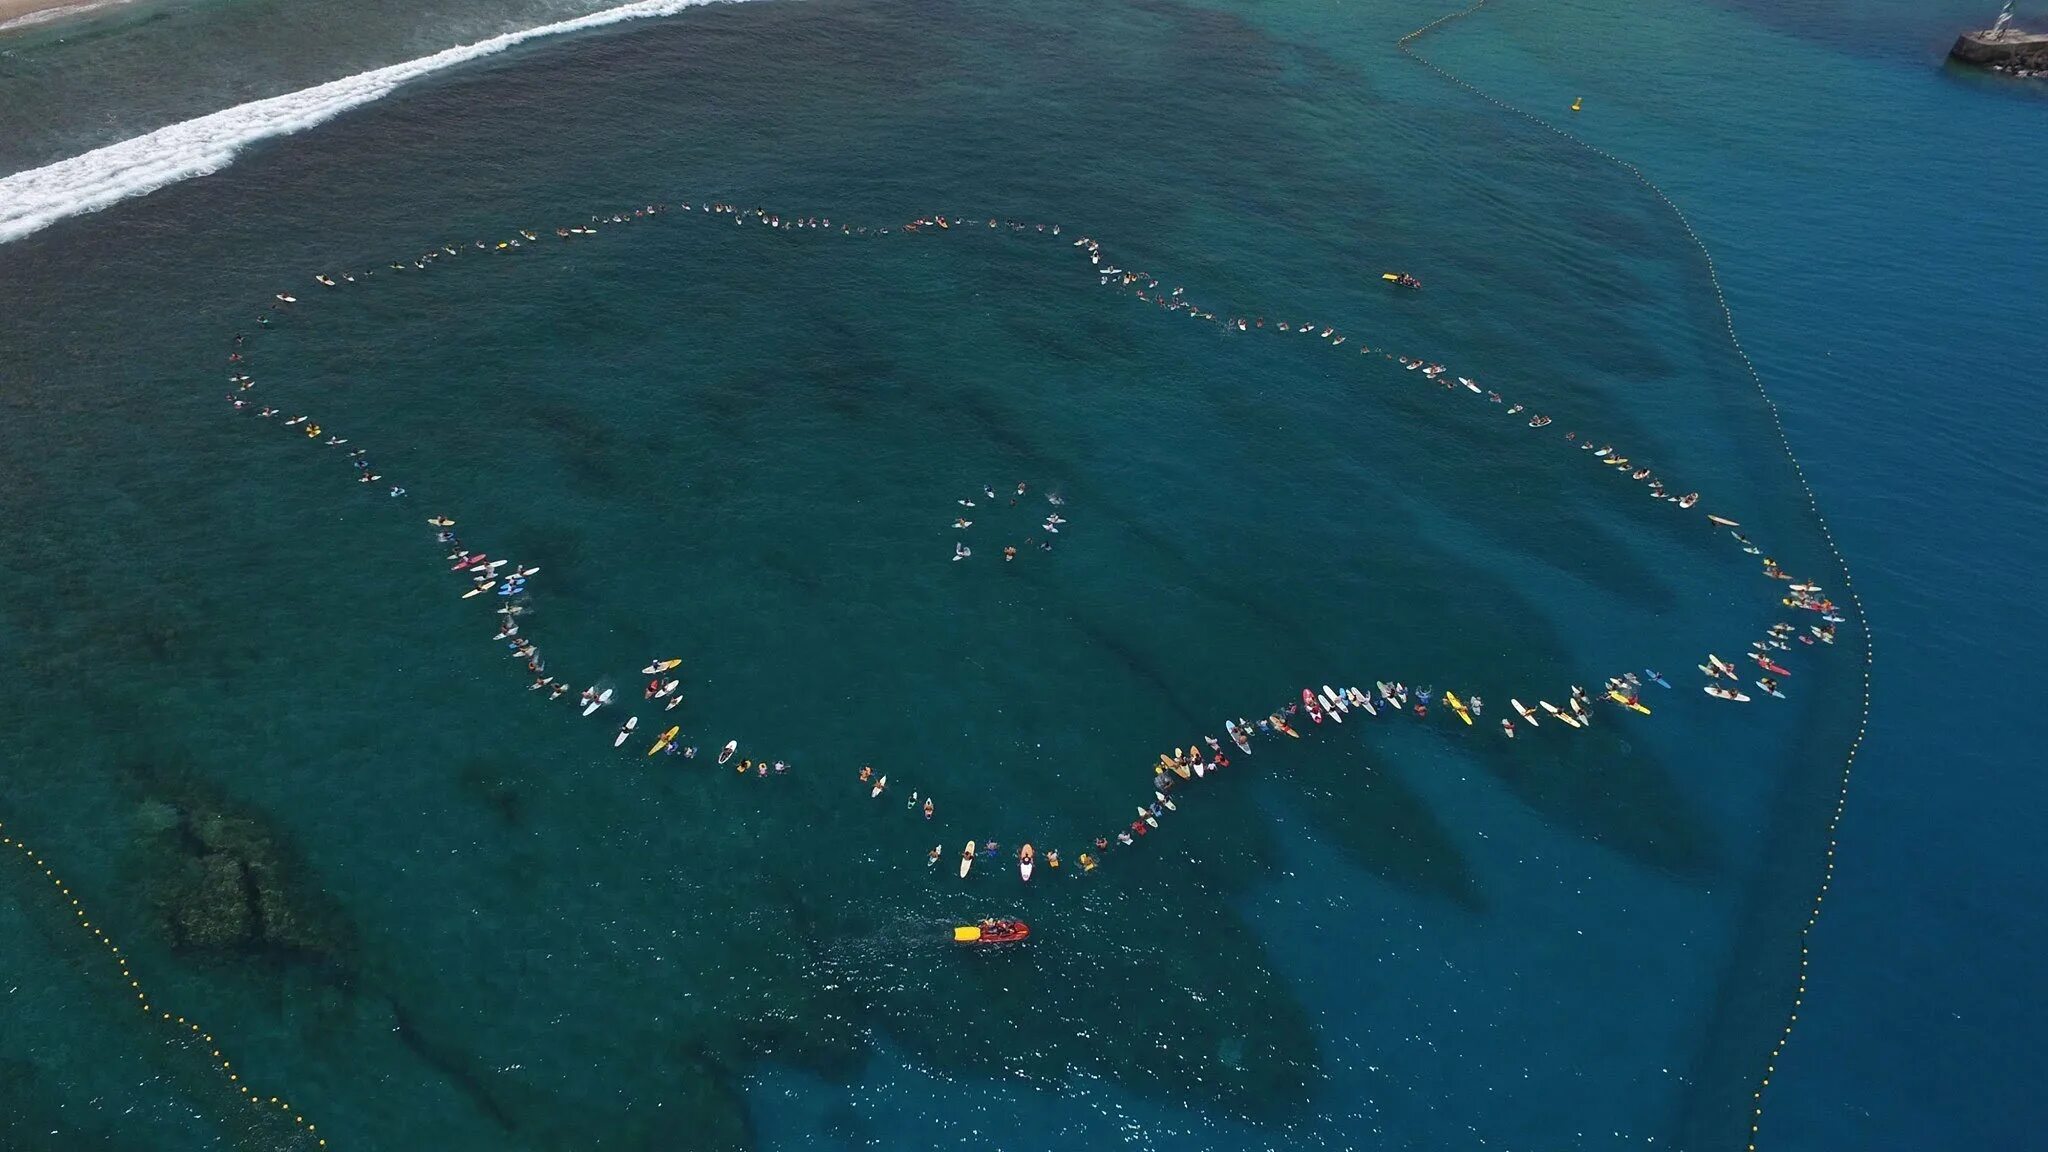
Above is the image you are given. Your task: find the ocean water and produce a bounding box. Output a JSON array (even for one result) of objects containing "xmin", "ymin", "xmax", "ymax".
[{"xmin": 0, "ymin": 1, "xmax": 2040, "ymax": 1150}]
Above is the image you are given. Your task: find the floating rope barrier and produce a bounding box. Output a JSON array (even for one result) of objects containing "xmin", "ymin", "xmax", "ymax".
[
  {"xmin": 1398, "ymin": 4, "xmax": 1874, "ymax": 1148},
  {"xmin": 0, "ymin": 820, "xmax": 324, "ymax": 1146}
]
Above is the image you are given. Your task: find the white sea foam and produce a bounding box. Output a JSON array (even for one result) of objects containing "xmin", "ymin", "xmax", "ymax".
[{"xmin": 0, "ymin": 0, "xmax": 744, "ymax": 246}]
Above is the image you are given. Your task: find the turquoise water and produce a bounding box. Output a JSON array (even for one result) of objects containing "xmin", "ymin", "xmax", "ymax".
[{"xmin": 0, "ymin": 0, "xmax": 2040, "ymax": 1149}]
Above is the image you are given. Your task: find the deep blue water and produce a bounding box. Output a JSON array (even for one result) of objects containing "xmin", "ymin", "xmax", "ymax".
[{"xmin": 1, "ymin": 0, "xmax": 2041, "ymax": 1149}]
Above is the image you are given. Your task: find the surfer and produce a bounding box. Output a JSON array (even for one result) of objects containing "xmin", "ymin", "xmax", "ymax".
[
  {"xmin": 859, "ymin": 765, "xmax": 873, "ymax": 784},
  {"xmin": 953, "ymin": 542, "xmax": 972, "ymax": 561},
  {"xmin": 923, "ymin": 798, "xmax": 935, "ymax": 819}
]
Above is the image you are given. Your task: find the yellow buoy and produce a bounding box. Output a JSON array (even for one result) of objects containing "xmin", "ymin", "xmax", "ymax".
[{"xmin": 1571, "ymin": 97, "xmax": 1583, "ymax": 112}]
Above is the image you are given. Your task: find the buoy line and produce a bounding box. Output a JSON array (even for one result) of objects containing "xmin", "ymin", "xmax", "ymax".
[
  {"xmin": 220, "ymin": 200, "xmax": 1846, "ymax": 891},
  {"xmin": 1398, "ymin": 5, "xmax": 1875, "ymax": 1148},
  {"xmin": 0, "ymin": 820, "xmax": 325, "ymax": 1147}
]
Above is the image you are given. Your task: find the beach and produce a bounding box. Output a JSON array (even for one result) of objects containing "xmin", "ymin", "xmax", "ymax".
[{"xmin": 0, "ymin": 0, "xmax": 120, "ymax": 32}]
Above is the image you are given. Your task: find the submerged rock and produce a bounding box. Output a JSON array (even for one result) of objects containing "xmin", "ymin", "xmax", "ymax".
[{"xmin": 130, "ymin": 785, "xmax": 347, "ymax": 965}]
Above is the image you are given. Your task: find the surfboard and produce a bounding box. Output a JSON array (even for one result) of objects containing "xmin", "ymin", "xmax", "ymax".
[
  {"xmin": 462, "ymin": 583, "xmax": 493, "ymax": 598},
  {"xmin": 717, "ymin": 740, "xmax": 737, "ymax": 765},
  {"xmin": 647, "ymin": 726, "xmax": 680, "ymax": 757},
  {"xmin": 580, "ymin": 688, "xmax": 613, "ymax": 717},
  {"xmin": 613, "ymin": 716, "xmax": 639, "ymax": 747},
  {"xmin": 871, "ymin": 775, "xmax": 887, "ymax": 798},
  {"xmin": 960, "ymin": 841, "xmax": 977, "ymax": 879},
  {"xmin": 641, "ymin": 659, "xmax": 682, "ymax": 675}
]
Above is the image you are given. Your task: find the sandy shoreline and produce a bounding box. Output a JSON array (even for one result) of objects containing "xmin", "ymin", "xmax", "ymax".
[{"xmin": 0, "ymin": 0, "xmax": 131, "ymax": 34}]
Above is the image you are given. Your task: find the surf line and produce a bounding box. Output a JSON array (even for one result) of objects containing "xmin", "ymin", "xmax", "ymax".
[
  {"xmin": 0, "ymin": 819, "xmax": 326, "ymax": 1147},
  {"xmin": 0, "ymin": 0, "xmax": 761, "ymax": 247},
  {"xmin": 219, "ymin": 199, "xmax": 1846, "ymax": 888},
  {"xmin": 1398, "ymin": 4, "xmax": 1875, "ymax": 1149}
]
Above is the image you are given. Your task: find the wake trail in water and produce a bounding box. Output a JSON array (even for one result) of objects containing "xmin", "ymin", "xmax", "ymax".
[{"xmin": 0, "ymin": 0, "xmax": 752, "ymax": 247}]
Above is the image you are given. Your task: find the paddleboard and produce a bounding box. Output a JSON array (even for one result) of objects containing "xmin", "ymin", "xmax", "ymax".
[
  {"xmin": 1707, "ymin": 515, "xmax": 1740, "ymax": 527},
  {"xmin": 1226, "ymin": 721, "xmax": 1252, "ymax": 753},
  {"xmin": 1445, "ymin": 692, "xmax": 1473, "ymax": 725},
  {"xmin": 960, "ymin": 841, "xmax": 977, "ymax": 879},
  {"xmin": 613, "ymin": 716, "xmax": 639, "ymax": 747},
  {"xmin": 1705, "ymin": 685, "xmax": 1752, "ymax": 702}
]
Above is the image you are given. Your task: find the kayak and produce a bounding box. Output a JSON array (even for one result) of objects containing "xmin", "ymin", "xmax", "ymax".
[
  {"xmin": 954, "ymin": 920, "xmax": 1028, "ymax": 944},
  {"xmin": 1756, "ymin": 679, "xmax": 1786, "ymax": 699},
  {"xmin": 1019, "ymin": 844, "xmax": 1035, "ymax": 882},
  {"xmin": 1511, "ymin": 699, "xmax": 1539, "ymax": 725},
  {"xmin": 1301, "ymin": 690, "xmax": 1324, "ymax": 724},
  {"xmin": 647, "ymin": 725, "xmax": 680, "ymax": 757},
  {"xmin": 1226, "ymin": 720, "xmax": 1253, "ymax": 754},
  {"xmin": 1444, "ymin": 692, "xmax": 1473, "ymax": 725},
  {"xmin": 871, "ymin": 775, "xmax": 887, "ymax": 798},
  {"xmin": 1645, "ymin": 669, "xmax": 1671, "ymax": 688},
  {"xmin": 1707, "ymin": 515, "xmax": 1740, "ymax": 527},
  {"xmin": 613, "ymin": 716, "xmax": 639, "ymax": 747},
  {"xmin": 717, "ymin": 740, "xmax": 737, "ymax": 765},
  {"xmin": 1752, "ymin": 654, "xmax": 1792, "ymax": 677},
  {"xmin": 580, "ymin": 688, "xmax": 613, "ymax": 717},
  {"xmin": 641, "ymin": 659, "xmax": 682, "ymax": 675},
  {"xmin": 959, "ymin": 840, "xmax": 978, "ymax": 879},
  {"xmin": 1705, "ymin": 685, "xmax": 1751, "ymax": 702}
]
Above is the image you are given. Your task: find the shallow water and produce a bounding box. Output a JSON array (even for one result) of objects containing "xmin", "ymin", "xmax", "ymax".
[{"xmin": 1, "ymin": 0, "xmax": 2040, "ymax": 1149}]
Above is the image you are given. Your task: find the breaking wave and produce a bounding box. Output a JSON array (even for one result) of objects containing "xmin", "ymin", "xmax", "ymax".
[{"xmin": 0, "ymin": 0, "xmax": 748, "ymax": 246}]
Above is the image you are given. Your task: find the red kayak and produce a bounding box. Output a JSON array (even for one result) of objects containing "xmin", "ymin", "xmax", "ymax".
[
  {"xmin": 954, "ymin": 919, "xmax": 1029, "ymax": 945},
  {"xmin": 1751, "ymin": 654, "xmax": 1792, "ymax": 677},
  {"xmin": 1301, "ymin": 689, "xmax": 1324, "ymax": 724}
]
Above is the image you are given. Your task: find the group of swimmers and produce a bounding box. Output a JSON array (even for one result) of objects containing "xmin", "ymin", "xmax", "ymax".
[
  {"xmin": 217, "ymin": 194, "xmax": 1847, "ymax": 889},
  {"xmin": 951, "ymin": 482, "xmax": 1066, "ymax": 562}
]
